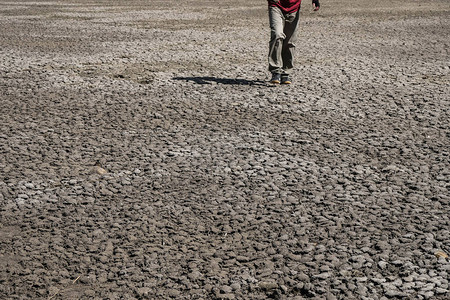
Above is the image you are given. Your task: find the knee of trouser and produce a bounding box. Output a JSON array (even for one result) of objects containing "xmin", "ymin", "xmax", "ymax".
[{"xmin": 270, "ymin": 30, "xmax": 286, "ymax": 41}]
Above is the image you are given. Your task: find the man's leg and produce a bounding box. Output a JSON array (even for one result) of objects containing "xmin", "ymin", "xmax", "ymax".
[
  {"xmin": 268, "ymin": 6, "xmax": 285, "ymax": 75},
  {"xmin": 281, "ymin": 9, "xmax": 300, "ymax": 75}
]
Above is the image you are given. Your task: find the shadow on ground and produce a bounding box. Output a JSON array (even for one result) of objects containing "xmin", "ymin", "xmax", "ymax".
[{"xmin": 172, "ymin": 76, "xmax": 267, "ymax": 86}]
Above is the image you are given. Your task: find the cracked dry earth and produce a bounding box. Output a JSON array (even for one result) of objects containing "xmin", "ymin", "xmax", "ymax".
[{"xmin": 0, "ymin": 0, "xmax": 449, "ymax": 299}]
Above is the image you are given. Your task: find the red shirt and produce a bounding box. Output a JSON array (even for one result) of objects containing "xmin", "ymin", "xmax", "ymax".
[{"xmin": 268, "ymin": 0, "xmax": 301, "ymax": 14}]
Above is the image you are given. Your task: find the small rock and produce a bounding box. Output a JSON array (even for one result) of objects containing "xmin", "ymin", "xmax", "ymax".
[
  {"xmin": 137, "ymin": 287, "xmax": 151, "ymax": 296},
  {"xmin": 326, "ymin": 293, "xmax": 337, "ymax": 300},
  {"xmin": 25, "ymin": 183, "xmax": 35, "ymax": 189},
  {"xmin": 435, "ymin": 251, "xmax": 448, "ymax": 259},
  {"xmin": 313, "ymin": 272, "xmax": 331, "ymax": 279},
  {"xmin": 236, "ymin": 256, "xmax": 250, "ymax": 263},
  {"xmin": 356, "ymin": 277, "xmax": 368, "ymax": 282},
  {"xmin": 356, "ymin": 283, "xmax": 368, "ymax": 295},
  {"xmin": 435, "ymin": 287, "xmax": 448, "ymax": 294},
  {"xmin": 166, "ymin": 289, "xmax": 180, "ymax": 297},
  {"xmin": 391, "ymin": 279, "xmax": 403, "ymax": 287},
  {"xmin": 372, "ymin": 277, "xmax": 386, "ymax": 284},
  {"xmin": 230, "ymin": 282, "xmax": 241, "ymax": 290},
  {"xmin": 94, "ymin": 166, "xmax": 107, "ymax": 175},
  {"xmin": 391, "ymin": 260, "xmax": 403, "ymax": 266},
  {"xmin": 84, "ymin": 289, "xmax": 95, "ymax": 297},
  {"xmin": 403, "ymin": 282, "xmax": 415, "ymax": 289},
  {"xmin": 420, "ymin": 283, "xmax": 435, "ymax": 291},
  {"xmin": 296, "ymin": 273, "xmax": 310, "ymax": 282},
  {"xmin": 419, "ymin": 291, "xmax": 434, "ymax": 299},
  {"xmin": 403, "ymin": 275, "xmax": 414, "ymax": 282},
  {"xmin": 216, "ymin": 293, "xmax": 235, "ymax": 300},
  {"xmin": 385, "ymin": 289, "xmax": 406, "ymax": 297},
  {"xmin": 48, "ymin": 286, "xmax": 59, "ymax": 296},
  {"xmin": 259, "ymin": 282, "xmax": 278, "ymax": 291},
  {"xmin": 375, "ymin": 241, "xmax": 391, "ymax": 250},
  {"xmin": 188, "ymin": 270, "xmax": 203, "ymax": 281},
  {"xmin": 378, "ymin": 261, "xmax": 388, "ymax": 269},
  {"xmin": 295, "ymin": 282, "xmax": 304, "ymax": 290}
]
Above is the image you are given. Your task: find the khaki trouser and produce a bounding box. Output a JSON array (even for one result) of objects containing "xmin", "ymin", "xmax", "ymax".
[{"xmin": 268, "ymin": 6, "xmax": 300, "ymax": 75}]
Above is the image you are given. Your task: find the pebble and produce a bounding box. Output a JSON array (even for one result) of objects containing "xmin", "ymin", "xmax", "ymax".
[
  {"xmin": 378, "ymin": 261, "xmax": 388, "ymax": 269},
  {"xmin": 418, "ymin": 291, "xmax": 434, "ymax": 299},
  {"xmin": 24, "ymin": 183, "xmax": 35, "ymax": 189},
  {"xmin": 259, "ymin": 282, "xmax": 278, "ymax": 291},
  {"xmin": 385, "ymin": 289, "xmax": 406, "ymax": 297},
  {"xmin": 313, "ymin": 272, "xmax": 331, "ymax": 279},
  {"xmin": 220, "ymin": 285, "xmax": 233, "ymax": 293},
  {"xmin": 372, "ymin": 278, "xmax": 386, "ymax": 284},
  {"xmin": 435, "ymin": 287, "xmax": 448, "ymax": 294}
]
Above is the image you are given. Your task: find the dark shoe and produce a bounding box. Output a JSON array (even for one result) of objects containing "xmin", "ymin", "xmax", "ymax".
[
  {"xmin": 281, "ymin": 74, "xmax": 292, "ymax": 84},
  {"xmin": 270, "ymin": 73, "xmax": 281, "ymax": 84}
]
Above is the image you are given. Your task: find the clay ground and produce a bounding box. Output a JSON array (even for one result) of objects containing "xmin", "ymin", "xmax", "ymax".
[{"xmin": 0, "ymin": 0, "xmax": 449, "ymax": 299}]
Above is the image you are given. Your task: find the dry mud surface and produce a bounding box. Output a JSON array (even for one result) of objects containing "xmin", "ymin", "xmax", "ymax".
[{"xmin": 1, "ymin": 0, "xmax": 449, "ymax": 299}]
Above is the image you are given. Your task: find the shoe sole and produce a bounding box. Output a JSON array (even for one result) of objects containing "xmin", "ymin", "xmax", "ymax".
[
  {"xmin": 281, "ymin": 80, "xmax": 291, "ymax": 84},
  {"xmin": 270, "ymin": 80, "xmax": 281, "ymax": 84}
]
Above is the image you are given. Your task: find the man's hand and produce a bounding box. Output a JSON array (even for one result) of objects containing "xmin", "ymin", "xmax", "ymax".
[{"xmin": 312, "ymin": 0, "xmax": 320, "ymax": 11}]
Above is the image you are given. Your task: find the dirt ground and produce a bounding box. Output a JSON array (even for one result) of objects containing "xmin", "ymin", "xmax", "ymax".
[{"xmin": 0, "ymin": 0, "xmax": 449, "ymax": 299}]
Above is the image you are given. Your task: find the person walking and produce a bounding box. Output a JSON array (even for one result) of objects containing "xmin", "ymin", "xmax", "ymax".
[{"xmin": 268, "ymin": 0, "xmax": 320, "ymax": 84}]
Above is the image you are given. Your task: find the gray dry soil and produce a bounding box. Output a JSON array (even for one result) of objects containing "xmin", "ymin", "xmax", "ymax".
[{"xmin": 1, "ymin": 0, "xmax": 449, "ymax": 299}]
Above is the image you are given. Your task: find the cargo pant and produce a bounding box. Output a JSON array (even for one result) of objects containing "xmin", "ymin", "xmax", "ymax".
[{"xmin": 268, "ymin": 6, "xmax": 300, "ymax": 75}]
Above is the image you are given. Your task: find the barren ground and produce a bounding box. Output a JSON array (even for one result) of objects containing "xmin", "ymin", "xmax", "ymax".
[{"xmin": 0, "ymin": 0, "xmax": 449, "ymax": 299}]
